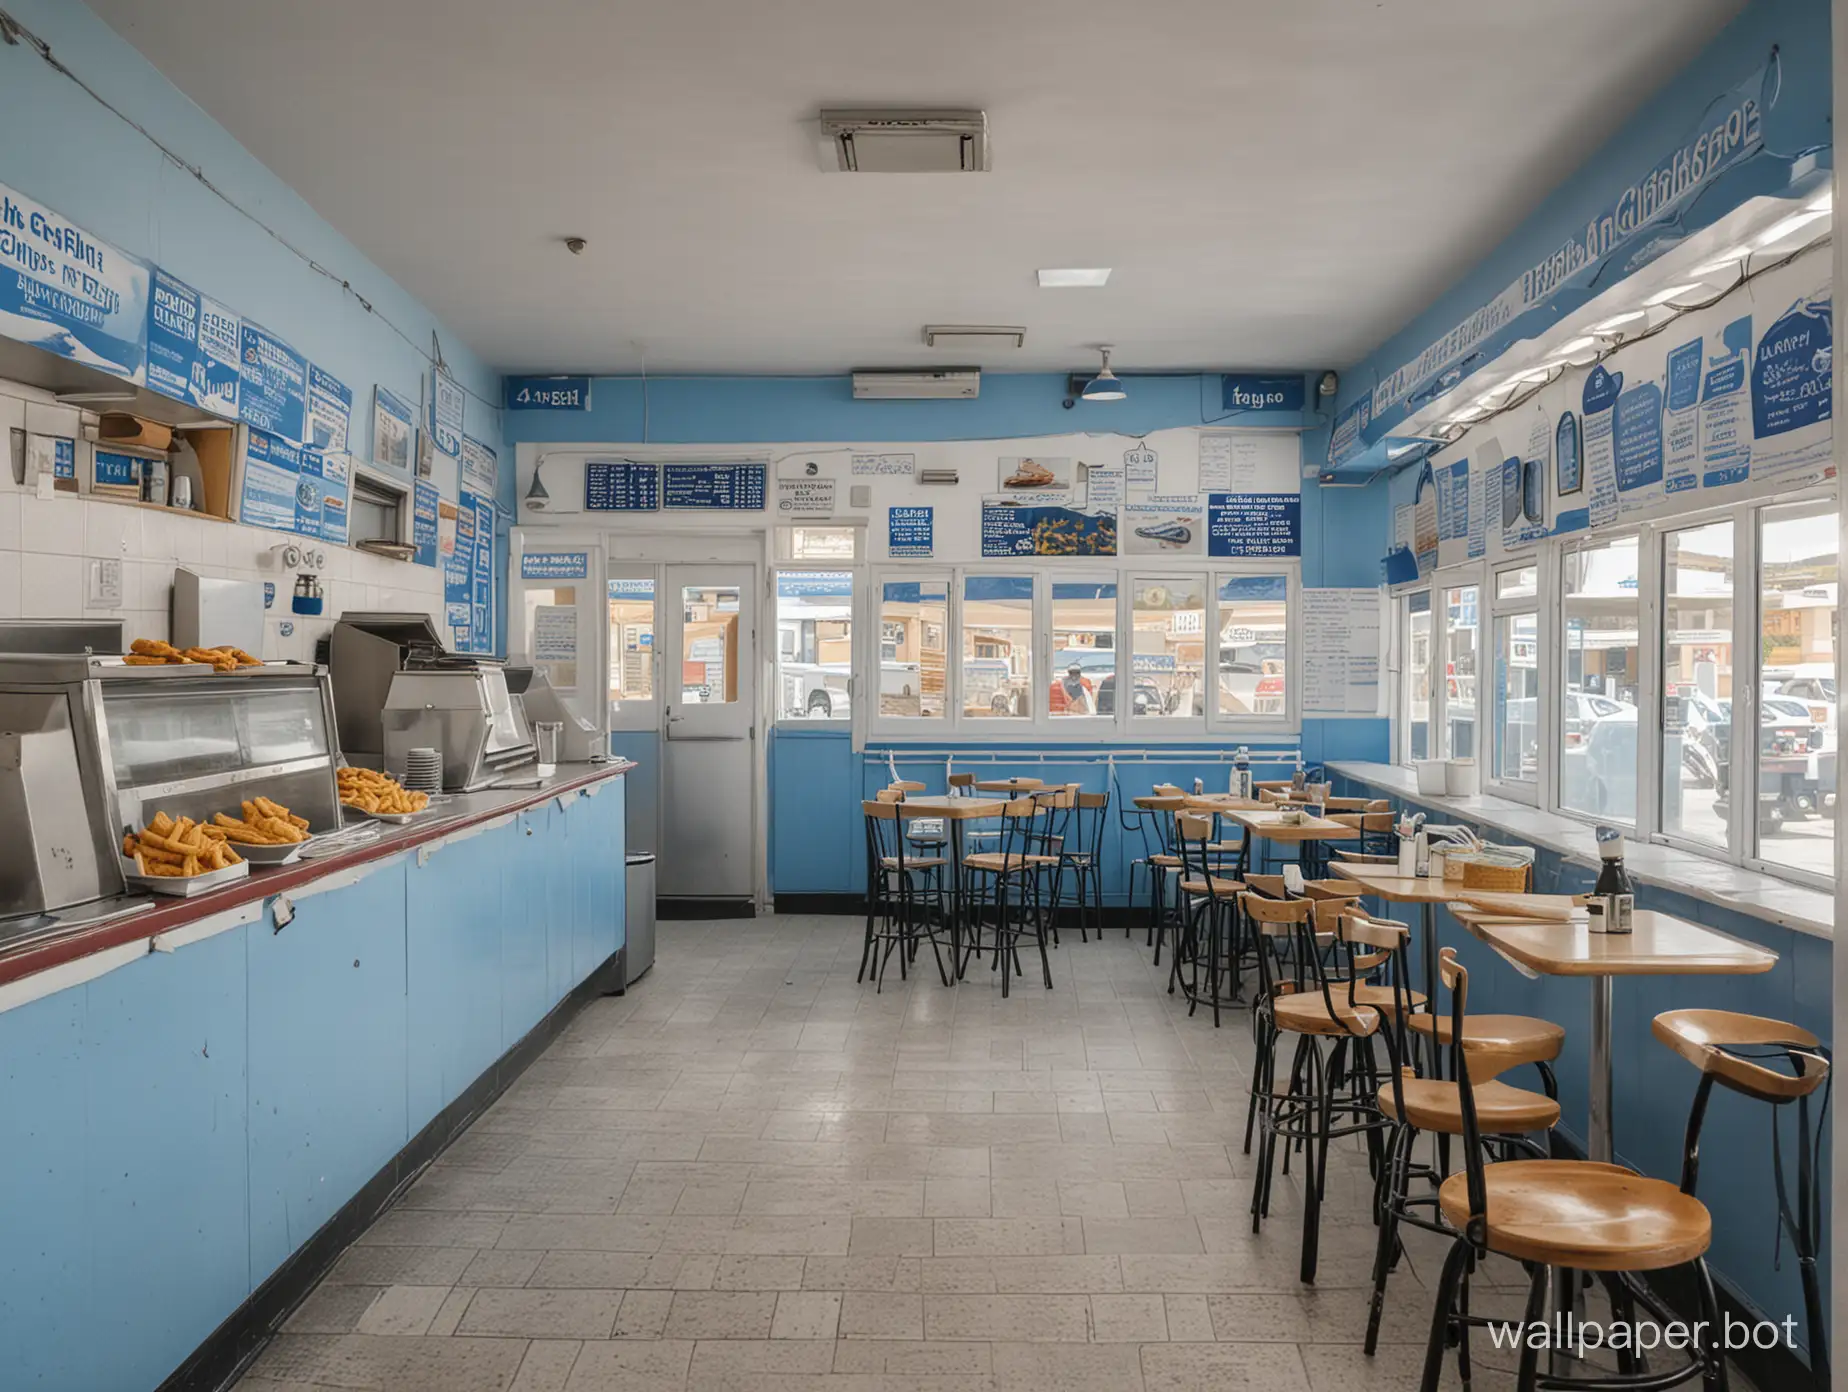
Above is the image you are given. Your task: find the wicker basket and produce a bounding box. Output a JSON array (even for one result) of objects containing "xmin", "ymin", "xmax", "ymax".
[{"xmin": 1458, "ymin": 857, "xmax": 1531, "ymax": 892}]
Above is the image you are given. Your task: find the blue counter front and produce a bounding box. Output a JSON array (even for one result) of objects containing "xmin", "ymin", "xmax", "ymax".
[{"xmin": 0, "ymin": 765, "xmax": 628, "ymax": 1392}]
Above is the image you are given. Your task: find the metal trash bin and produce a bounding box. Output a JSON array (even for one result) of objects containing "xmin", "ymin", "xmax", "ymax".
[{"xmin": 624, "ymin": 852, "xmax": 656, "ymax": 986}]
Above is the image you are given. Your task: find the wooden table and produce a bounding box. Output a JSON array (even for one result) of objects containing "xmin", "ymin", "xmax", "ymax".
[
  {"xmin": 895, "ymin": 796, "xmax": 1006, "ymax": 979},
  {"xmin": 1222, "ymin": 808, "xmax": 1357, "ymax": 877},
  {"xmin": 1451, "ymin": 906, "xmax": 1777, "ymax": 1164},
  {"xmin": 974, "ymin": 777, "xmax": 1043, "ymax": 793}
]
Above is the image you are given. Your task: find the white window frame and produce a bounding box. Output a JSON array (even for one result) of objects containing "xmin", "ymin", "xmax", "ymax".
[
  {"xmin": 870, "ymin": 568, "xmax": 953, "ymax": 731},
  {"xmin": 769, "ymin": 564, "xmax": 862, "ymax": 729},
  {"xmin": 1435, "ymin": 567, "xmax": 1484, "ymax": 772},
  {"xmin": 959, "ymin": 568, "xmax": 1039, "ymax": 725},
  {"xmin": 1045, "ymin": 574, "xmax": 1123, "ymax": 733},
  {"xmin": 1208, "ymin": 563, "xmax": 1300, "ymax": 735},
  {"xmin": 606, "ymin": 564, "xmax": 662, "ymax": 734},
  {"xmin": 1553, "ymin": 529, "xmax": 1644, "ymax": 828},
  {"xmin": 1486, "ymin": 558, "xmax": 1542, "ymax": 806},
  {"xmin": 1396, "ymin": 584, "xmax": 1434, "ymax": 765}
]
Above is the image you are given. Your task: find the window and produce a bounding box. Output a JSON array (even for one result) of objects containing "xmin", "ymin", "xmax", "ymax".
[
  {"xmin": 1132, "ymin": 578, "xmax": 1205, "ymax": 719},
  {"xmin": 1756, "ymin": 504, "xmax": 1836, "ymax": 878},
  {"xmin": 1445, "ymin": 584, "xmax": 1480, "ymax": 759},
  {"xmin": 962, "ymin": 576, "xmax": 1032, "ymax": 718},
  {"xmin": 1559, "ymin": 536, "xmax": 1640, "ymax": 822},
  {"xmin": 1492, "ymin": 611, "xmax": 1539, "ymax": 785},
  {"xmin": 679, "ymin": 585, "xmax": 740, "ymax": 704},
  {"xmin": 775, "ymin": 572, "xmax": 853, "ymax": 720},
  {"xmin": 1404, "ymin": 590, "xmax": 1432, "ymax": 760},
  {"xmin": 1660, "ymin": 521, "xmax": 1735, "ymax": 850},
  {"xmin": 880, "ymin": 580, "xmax": 947, "ymax": 718},
  {"xmin": 1497, "ymin": 565, "xmax": 1538, "ymax": 601},
  {"xmin": 1217, "ymin": 575, "xmax": 1288, "ymax": 718},
  {"xmin": 608, "ymin": 577, "xmax": 655, "ymax": 716},
  {"xmin": 780, "ymin": 525, "xmax": 859, "ymax": 562},
  {"xmin": 1050, "ymin": 581, "xmax": 1116, "ymax": 718}
]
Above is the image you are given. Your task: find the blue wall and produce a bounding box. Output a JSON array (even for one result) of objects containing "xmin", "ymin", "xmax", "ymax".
[
  {"xmin": 0, "ymin": 783, "xmax": 626, "ymax": 1391},
  {"xmin": 0, "ymin": 0, "xmax": 511, "ymax": 648},
  {"xmin": 1331, "ymin": 0, "xmax": 1833, "ymax": 462}
]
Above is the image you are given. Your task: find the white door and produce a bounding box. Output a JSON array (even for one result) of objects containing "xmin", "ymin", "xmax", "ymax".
[
  {"xmin": 508, "ymin": 530, "xmax": 609, "ymax": 748},
  {"xmin": 659, "ymin": 564, "xmax": 756, "ymax": 900}
]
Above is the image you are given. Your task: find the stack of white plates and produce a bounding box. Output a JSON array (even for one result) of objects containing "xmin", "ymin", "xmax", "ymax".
[{"xmin": 402, "ymin": 748, "xmax": 443, "ymax": 793}]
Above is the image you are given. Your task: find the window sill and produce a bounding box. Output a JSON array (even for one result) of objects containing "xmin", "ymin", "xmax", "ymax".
[{"xmin": 1325, "ymin": 760, "xmax": 1833, "ymax": 942}]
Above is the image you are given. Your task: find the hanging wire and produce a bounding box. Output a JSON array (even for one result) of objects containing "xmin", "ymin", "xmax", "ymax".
[{"xmin": 0, "ymin": 7, "xmax": 502, "ymax": 421}]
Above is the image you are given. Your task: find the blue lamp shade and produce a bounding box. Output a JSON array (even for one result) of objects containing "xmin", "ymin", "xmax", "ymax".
[{"xmin": 1082, "ymin": 370, "xmax": 1126, "ymax": 401}]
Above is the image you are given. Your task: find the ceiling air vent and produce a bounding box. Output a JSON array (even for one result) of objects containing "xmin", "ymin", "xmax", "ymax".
[
  {"xmin": 820, "ymin": 109, "xmax": 990, "ymax": 173},
  {"xmin": 852, "ymin": 369, "xmax": 980, "ymax": 400},
  {"xmin": 924, "ymin": 325, "xmax": 1024, "ymax": 351}
]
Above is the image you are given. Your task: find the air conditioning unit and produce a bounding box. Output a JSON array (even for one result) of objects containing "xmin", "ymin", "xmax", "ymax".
[
  {"xmin": 852, "ymin": 369, "xmax": 980, "ymax": 400},
  {"xmin": 819, "ymin": 110, "xmax": 989, "ymax": 173}
]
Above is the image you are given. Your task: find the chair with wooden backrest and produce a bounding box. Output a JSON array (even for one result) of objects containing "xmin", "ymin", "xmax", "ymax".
[
  {"xmin": 875, "ymin": 788, "xmax": 904, "ymax": 804},
  {"xmin": 1138, "ymin": 794, "xmax": 1188, "ymax": 963},
  {"xmin": 1418, "ymin": 950, "xmax": 1722, "ymax": 1392},
  {"xmin": 1024, "ymin": 785, "xmax": 1079, "ymax": 946},
  {"xmin": 860, "ymin": 800, "xmax": 951, "ymax": 991},
  {"xmin": 1171, "ymin": 814, "xmax": 1245, "ymax": 1026},
  {"xmin": 961, "ymin": 797, "xmax": 1053, "ymax": 998},
  {"xmin": 1057, "ymin": 789, "xmax": 1110, "ymax": 944},
  {"xmin": 1246, "ymin": 892, "xmax": 1400, "ymax": 1283},
  {"xmin": 1654, "ymin": 1009, "xmax": 1831, "ymax": 1390}
]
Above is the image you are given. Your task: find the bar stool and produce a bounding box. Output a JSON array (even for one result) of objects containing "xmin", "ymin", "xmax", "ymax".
[
  {"xmin": 1419, "ymin": 949, "xmax": 1724, "ymax": 1392},
  {"xmin": 1247, "ymin": 896, "xmax": 1407, "ymax": 1283},
  {"xmin": 1139, "ymin": 794, "xmax": 1188, "ymax": 962},
  {"xmin": 1027, "ymin": 785, "xmax": 1078, "ymax": 946},
  {"xmin": 1365, "ymin": 978, "xmax": 1558, "ymax": 1357},
  {"xmin": 961, "ymin": 797, "xmax": 1052, "ymax": 997},
  {"xmin": 860, "ymin": 800, "xmax": 952, "ymax": 991},
  {"xmin": 1171, "ymin": 813, "xmax": 1245, "ymax": 1025},
  {"xmin": 1655, "ymin": 1009, "xmax": 1831, "ymax": 1390},
  {"xmin": 1058, "ymin": 790, "xmax": 1110, "ymax": 942}
]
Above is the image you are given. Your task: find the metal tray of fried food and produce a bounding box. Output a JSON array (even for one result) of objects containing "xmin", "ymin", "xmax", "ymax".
[{"xmin": 121, "ymin": 854, "xmax": 250, "ymax": 897}]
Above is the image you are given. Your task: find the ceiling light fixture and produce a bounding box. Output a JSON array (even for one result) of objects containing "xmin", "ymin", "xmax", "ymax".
[
  {"xmin": 1693, "ymin": 248, "xmax": 1750, "ymax": 276},
  {"xmin": 1593, "ymin": 311, "xmax": 1647, "ymax": 332},
  {"xmin": 1038, "ymin": 268, "xmax": 1111, "ymax": 288},
  {"xmin": 525, "ymin": 460, "xmax": 551, "ymax": 509},
  {"xmin": 1081, "ymin": 347, "xmax": 1127, "ymax": 401},
  {"xmin": 1755, "ymin": 210, "xmax": 1827, "ymax": 246},
  {"xmin": 1643, "ymin": 283, "xmax": 1700, "ymax": 307}
]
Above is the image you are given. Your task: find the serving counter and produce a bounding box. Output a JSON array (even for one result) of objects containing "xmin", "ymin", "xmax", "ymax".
[{"xmin": 0, "ymin": 759, "xmax": 634, "ymax": 1392}]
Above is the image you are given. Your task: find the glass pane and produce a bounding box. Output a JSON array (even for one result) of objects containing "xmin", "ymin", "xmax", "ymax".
[
  {"xmin": 1131, "ymin": 578, "xmax": 1205, "ymax": 718},
  {"xmin": 1445, "ymin": 585, "xmax": 1480, "ymax": 758},
  {"xmin": 523, "ymin": 584, "xmax": 579, "ymax": 690},
  {"xmin": 881, "ymin": 580, "xmax": 948, "ymax": 717},
  {"xmin": 1217, "ymin": 575, "xmax": 1287, "ymax": 717},
  {"xmin": 103, "ymin": 687, "xmax": 254, "ymax": 787},
  {"xmin": 237, "ymin": 687, "xmax": 333, "ymax": 767},
  {"xmin": 787, "ymin": 526, "xmax": 858, "ymax": 562},
  {"xmin": 1492, "ymin": 612, "xmax": 1539, "ymax": 783},
  {"xmin": 1406, "ymin": 590, "xmax": 1432, "ymax": 760},
  {"xmin": 1660, "ymin": 521, "xmax": 1735, "ymax": 849},
  {"xmin": 1497, "ymin": 565, "xmax": 1539, "ymax": 601},
  {"xmin": 1757, "ymin": 506, "xmax": 1837, "ymax": 876},
  {"xmin": 963, "ymin": 576, "xmax": 1032, "ymax": 718},
  {"xmin": 1050, "ymin": 581, "xmax": 1116, "ymax": 718},
  {"xmin": 1559, "ymin": 538, "xmax": 1640, "ymax": 822},
  {"xmin": 775, "ymin": 572, "xmax": 853, "ymax": 720},
  {"xmin": 680, "ymin": 585, "xmax": 739, "ymax": 704},
  {"xmin": 608, "ymin": 578, "xmax": 656, "ymax": 714}
]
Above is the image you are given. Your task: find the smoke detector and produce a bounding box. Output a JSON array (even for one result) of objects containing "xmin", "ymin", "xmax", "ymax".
[{"xmin": 819, "ymin": 110, "xmax": 990, "ymax": 173}]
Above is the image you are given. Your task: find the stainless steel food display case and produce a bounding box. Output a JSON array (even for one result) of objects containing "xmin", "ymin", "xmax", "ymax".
[{"xmin": 0, "ymin": 655, "xmax": 340, "ymax": 935}]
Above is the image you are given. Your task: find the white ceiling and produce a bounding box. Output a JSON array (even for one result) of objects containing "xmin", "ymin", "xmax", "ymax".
[{"xmin": 92, "ymin": 0, "xmax": 1745, "ymax": 376}]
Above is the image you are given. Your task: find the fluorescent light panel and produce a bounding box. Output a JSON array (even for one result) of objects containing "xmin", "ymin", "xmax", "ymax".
[
  {"xmin": 1593, "ymin": 311, "xmax": 1646, "ymax": 331},
  {"xmin": 1037, "ymin": 268, "xmax": 1111, "ymax": 288},
  {"xmin": 1643, "ymin": 283, "xmax": 1700, "ymax": 307},
  {"xmin": 1756, "ymin": 210, "xmax": 1826, "ymax": 246}
]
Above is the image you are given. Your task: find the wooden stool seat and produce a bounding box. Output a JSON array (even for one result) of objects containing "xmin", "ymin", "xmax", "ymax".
[
  {"xmin": 964, "ymin": 851, "xmax": 1035, "ymax": 872},
  {"xmin": 1180, "ymin": 875, "xmax": 1244, "ymax": 899},
  {"xmin": 1349, "ymin": 983, "xmax": 1427, "ymax": 1013},
  {"xmin": 1380, "ymin": 1077, "xmax": 1559, "ymax": 1136},
  {"xmin": 1272, "ymin": 992, "xmax": 1379, "ymax": 1038},
  {"xmin": 881, "ymin": 855, "xmax": 946, "ymax": 871},
  {"xmin": 1437, "ymin": 1160, "xmax": 1711, "ymax": 1273},
  {"xmin": 1149, "ymin": 853, "xmax": 1183, "ymax": 868},
  {"xmin": 1410, "ymin": 1012, "xmax": 1565, "ymax": 1072},
  {"xmin": 1652, "ymin": 1009, "xmax": 1828, "ymax": 1102},
  {"xmin": 1243, "ymin": 873, "xmax": 1287, "ymax": 898}
]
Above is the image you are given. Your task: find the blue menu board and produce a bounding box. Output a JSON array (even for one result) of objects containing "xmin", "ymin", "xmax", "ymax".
[
  {"xmin": 306, "ymin": 363, "xmax": 353, "ymax": 451},
  {"xmin": 585, "ymin": 461, "xmax": 659, "ymax": 510},
  {"xmin": 239, "ymin": 429, "xmax": 351, "ymax": 542},
  {"xmin": 145, "ymin": 267, "xmax": 241, "ymax": 416},
  {"xmin": 239, "ymin": 322, "xmax": 308, "ymax": 442},
  {"xmin": 1206, "ymin": 493, "xmax": 1302, "ymax": 557},
  {"xmin": 470, "ymin": 493, "xmax": 495, "ymax": 653},
  {"xmin": 663, "ymin": 462, "xmax": 765, "ymax": 510}
]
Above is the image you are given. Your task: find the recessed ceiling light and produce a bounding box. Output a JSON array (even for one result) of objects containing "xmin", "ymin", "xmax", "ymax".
[
  {"xmin": 1643, "ymin": 283, "xmax": 1700, "ymax": 307},
  {"xmin": 1755, "ymin": 210, "xmax": 1827, "ymax": 247},
  {"xmin": 1593, "ymin": 311, "xmax": 1646, "ymax": 332},
  {"xmin": 1037, "ymin": 268, "xmax": 1111, "ymax": 288}
]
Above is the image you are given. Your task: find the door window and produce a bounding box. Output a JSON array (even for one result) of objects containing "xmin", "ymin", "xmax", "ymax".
[
  {"xmin": 608, "ymin": 577, "xmax": 656, "ymax": 717},
  {"xmin": 679, "ymin": 584, "xmax": 740, "ymax": 705}
]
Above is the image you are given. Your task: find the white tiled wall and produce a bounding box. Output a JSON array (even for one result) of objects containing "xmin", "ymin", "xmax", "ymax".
[{"xmin": 1, "ymin": 421, "xmax": 447, "ymax": 664}]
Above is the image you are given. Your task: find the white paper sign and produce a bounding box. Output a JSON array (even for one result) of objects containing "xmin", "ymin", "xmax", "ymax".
[
  {"xmin": 1301, "ymin": 589, "xmax": 1382, "ymax": 716},
  {"xmin": 1124, "ymin": 446, "xmax": 1158, "ymax": 489},
  {"xmin": 776, "ymin": 476, "xmax": 836, "ymax": 516},
  {"xmin": 1085, "ymin": 467, "xmax": 1125, "ymax": 510},
  {"xmin": 533, "ymin": 605, "xmax": 579, "ymax": 689},
  {"xmin": 852, "ymin": 452, "xmax": 915, "ymax": 476}
]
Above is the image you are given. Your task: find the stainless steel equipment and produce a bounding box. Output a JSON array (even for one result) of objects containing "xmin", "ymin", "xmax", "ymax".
[
  {"xmin": 509, "ymin": 664, "xmax": 607, "ymax": 762},
  {"xmin": 0, "ymin": 618, "xmax": 124, "ymax": 655},
  {"xmin": 624, "ymin": 851, "xmax": 656, "ymax": 986},
  {"xmin": 0, "ymin": 654, "xmax": 340, "ymax": 932},
  {"xmin": 172, "ymin": 568, "xmax": 265, "ymax": 654}
]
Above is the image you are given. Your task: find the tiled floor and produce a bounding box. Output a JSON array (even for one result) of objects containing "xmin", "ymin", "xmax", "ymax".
[{"xmin": 238, "ymin": 914, "xmax": 1753, "ymax": 1392}]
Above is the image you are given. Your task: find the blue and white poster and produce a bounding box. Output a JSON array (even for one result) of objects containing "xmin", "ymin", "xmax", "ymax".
[
  {"xmin": 888, "ymin": 505, "xmax": 933, "ymax": 558},
  {"xmin": 1581, "ymin": 365, "xmax": 1622, "ymax": 527},
  {"xmin": 981, "ymin": 499, "xmax": 1117, "ymax": 557},
  {"xmin": 1221, "ymin": 374, "xmax": 1305, "ymax": 414},
  {"xmin": 448, "ymin": 499, "xmax": 477, "ymax": 651},
  {"xmin": 299, "ymin": 449, "xmax": 350, "ymax": 544},
  {"xmin": 373, "ymin": 386, "xmax": 414, "ymax": 472},
  {"xmin": 507, "ymin": 375, "xmax": 590, "ymax": 410},
  {"xmin": 1700, "ymin": 316, "xmax": 1752, "ymax": 488},
  {"xmin": 305, "ymin": 364, "xmax": 353, "ymax": 451},
  {"xmin": 470, "ymin": 493, "xmax": 495, "ymax": 653},
  {"xmin": 586, "ymin": 461, "xmax": 659, "ymax": 510},
  {"xmin": 1663, "ymin": 338, "xmax": 1702, "ymax": 494},
  {"xmin": 239, "ymin": 430, "xmax": 304, "ymax": 534},
  {"xmin": 144, "ymin": 267, "xmax": 240, "ymax": 415},
  {"xmin": 1326, "ymin": 395, "xmax": 1371, "ymax": 468},
  {"xmin": 1750, "ymin": 286, "xmax": 1833, "ymax": 485},
  {"xmin": 461, "ymin": 435, "xmax": 498, "ymax": 498},
  {"xmin": 522, "ymin": 551, "xmax": 589, "ymax": 581},
  {"xmin": 1613, "ymin": 383, "xmax": 1664, "ymax": 495},
  {"xmin": 239, "ymin": 322, "xmax": 308, "ymax": 442},
  {"xmin": 431, "ymin": 367, "xmax": 465, "ymax": 457},
  {"xmin": 663, "ymin": 462, "xmax": 766, "ymax": 510},
  {"xmin": 0, "ymin": 181, "xmax": 150, "ymax": 382},
  {"xmin": 412, "ymin": 479, "xmax": 439, "ymax": 567},
  {"xmin": 1206, "ymin": 494, "xmax": 1301, "ymax": 557}
]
